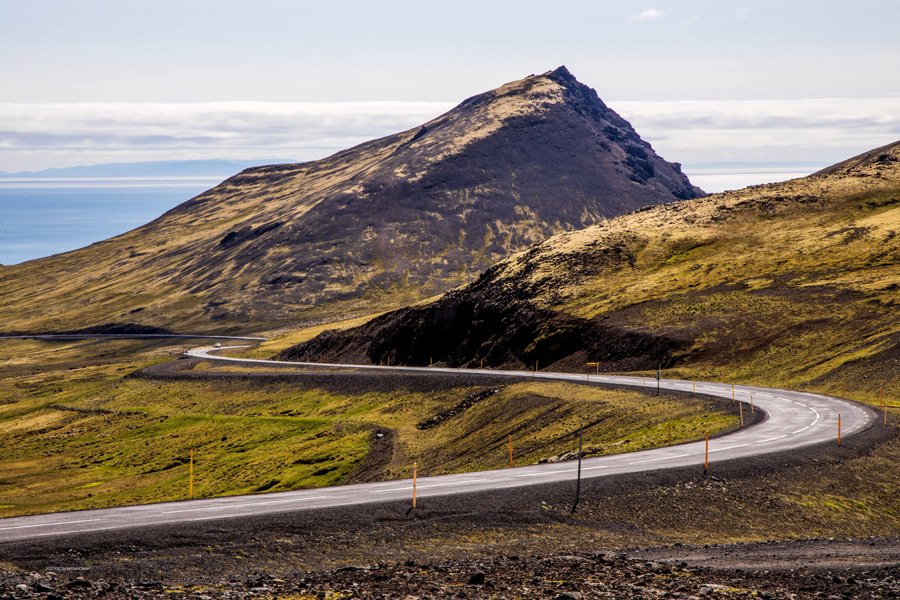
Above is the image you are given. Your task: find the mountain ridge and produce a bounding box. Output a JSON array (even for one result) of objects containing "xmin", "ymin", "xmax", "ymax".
[{"xmin": 0, "ymin": 67, "xmax": 700, "ymax": 333}]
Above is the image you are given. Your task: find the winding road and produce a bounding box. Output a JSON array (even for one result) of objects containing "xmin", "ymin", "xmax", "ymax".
[{"xmin": 0, "ymin": 341, "xmax": 876, "ymax": 543}]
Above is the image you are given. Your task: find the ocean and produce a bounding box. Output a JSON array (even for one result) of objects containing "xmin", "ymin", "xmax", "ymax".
[
  {"xmin": 0, "ymin": 177, "xmax": 220, "ymax": 266},
  {"xmin": 0, "ymin": 167, "xmax": 822, "ymax": 266}
]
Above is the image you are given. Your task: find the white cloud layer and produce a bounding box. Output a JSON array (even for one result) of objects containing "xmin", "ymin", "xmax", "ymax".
[
  {"xmin": 617, "ymin": 97, "xmax": 900, "ymax": 165},
  {"xmin": 0, "ymin": 98, "xmax": 897, "ymax": 172},
  {"xmin": 631, "ymin": 8, "xmax": 665, "ymax": 21}
]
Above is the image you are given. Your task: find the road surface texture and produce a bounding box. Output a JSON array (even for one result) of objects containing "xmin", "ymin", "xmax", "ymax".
[{"xmin": 0, "ymin": 344, "xmax": 875, "ymax": 543}]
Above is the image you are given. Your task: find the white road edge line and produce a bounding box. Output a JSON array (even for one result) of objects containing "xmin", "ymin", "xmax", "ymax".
[{"xmin": 0, "ymin": 518, "xmax": 104, "ymax": 531}]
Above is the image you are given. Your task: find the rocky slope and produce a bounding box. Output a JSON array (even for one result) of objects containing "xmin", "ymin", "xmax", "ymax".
[
  {"xmin": 0, "ymin": 67, "xmax": 700, "ymax": 333},
  {"xmin": 282, "ymin": 141, "xmax": 900, "ymax": 392}
]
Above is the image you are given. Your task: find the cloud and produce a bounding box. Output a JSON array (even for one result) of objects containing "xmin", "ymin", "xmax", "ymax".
[
  {"xmin": 630, "ymin": 8, "xmax": 665, "ymax": 21},
  {"xmin": 614, "ymin": 97, "xmax": 900, "ymax": 165},
  {"xmin": 0, "ymin": 98, "xmax": 897, "ymax": 172},
  {"xmin": 0, "ymin": 101, "xmax": 453, "ymax": 172}
]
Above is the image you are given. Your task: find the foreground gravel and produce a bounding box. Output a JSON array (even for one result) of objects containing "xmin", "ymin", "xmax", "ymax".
[{"xmin": 1, "ymin": 544, "xmax": 898, "ymax": 599}]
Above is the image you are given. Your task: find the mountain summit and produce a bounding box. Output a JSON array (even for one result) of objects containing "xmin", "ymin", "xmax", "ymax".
[{"xmin": 0, "ymin": 67, "xmax": 701, "ymax": 333}]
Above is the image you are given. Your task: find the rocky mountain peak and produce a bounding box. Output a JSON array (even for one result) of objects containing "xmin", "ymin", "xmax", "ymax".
[{"xmin": 0, "ymin": 68, "xmax": 704, "ymax": 332}]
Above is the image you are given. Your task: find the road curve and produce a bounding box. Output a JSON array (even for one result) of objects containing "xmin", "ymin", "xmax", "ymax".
[{"xmin": 0, "ymin": 345, "xmax": 875, "ymax": 543}]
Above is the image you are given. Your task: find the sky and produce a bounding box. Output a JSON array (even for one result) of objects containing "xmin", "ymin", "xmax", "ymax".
[{"xmin": 1, "ymin": 0, "xmax": 898, "ymax": 172}]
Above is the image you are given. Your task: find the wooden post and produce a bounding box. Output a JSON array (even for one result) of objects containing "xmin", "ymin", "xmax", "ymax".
[
  {"xmin": 570, "ymin": 422, "xmax": 583, "ymax": 514},
  {"xmin": 667, "ymin": 421, "xmax": 671, "ymax": 446},
  {"xmin": 429, "ymin": 357, "xmax": 432, "ymax": 367},
  {"xmin": 189, "ymin": 449, "xmax": 194, "ymax": 499},
  {"xmin": 732, "ymin": 384, "xmax": 736, "ymax": 403},
  {"xmin": 704, "ymin": 433, "xmax": 709, "ymax": 475},
  {"xmin": 883, "ymin": 390, "xmax": 887, "ymax": 428},
  {"xmin": 481, "ymin": 358, "xmax": 484, "ymax": 369},
  {"xmin": 692, "ymin": 380, "xmax": 696, "ymax": 398},
  {"xmin": 750, "ymin": 393, "xmax": 754, "ymax": 414},
  {"xmin": 837, "ymin": 414, "xmax": 842, "ymax": 447},
  {"xmin": 412, "ymin": 462, "xmax": 418, "ymax": 509},
  {"xmin": 508, "ymin": 435, "xmax": 513, "ymax": 467},
  {"xmin": 739, "ymin": 401, "xmax": 744, "ymax": 426}
]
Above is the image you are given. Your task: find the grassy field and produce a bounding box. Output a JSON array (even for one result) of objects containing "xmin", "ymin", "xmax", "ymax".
[{"xmin": 0, "ymin": 339, "xmax": 737, "ymax": 518}]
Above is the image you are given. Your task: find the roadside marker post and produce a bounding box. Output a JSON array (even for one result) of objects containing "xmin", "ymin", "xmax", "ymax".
[
  {"xmin": 692, "ymin": 380, "xmax": 696, "ymax": 398},
  {"xmin": 412, "ymin": 462, "xmax": 418, "ymax": 509},
  {"xmin": 481, "ymin": 358, "xmax": 484, "ymax": 369},
  {"xmin": 570, "ymin": 422, "xmax": 584, "ymax": 514},
  {"xmin": 656, "ymin": 364, "xmax": 661, "ymax": 397},
  {"xmin": 750, "ymin": 393, "xmax": 755, "ymax": 414},
  {"xmin": 838, "ymin": 414, "xmax": 842, "ymax": 447},
  {"xmin": 667, "ymin": 421, "xmax": 672, "ymax": 446},
  {"xmin": 732, "ymin": 384, "xmax": 736, "ymax": 403},
  {"xmin": 882, "ymin": 390, "xmax": 888, "ymax": 428},
  {"xmin": 704, "ymin": 433, "xmax": 709, "ymax": 476},
  {"xmin": 189, "ymin": 450, "xmax": 194, "ymax": 499},
  {"xmin": 739, "ymin": 401, "xmax": 744, "ymax": 426},
  {"xmin": 508, "ymin": 435, "xmax": 513, "ymax": 467}
]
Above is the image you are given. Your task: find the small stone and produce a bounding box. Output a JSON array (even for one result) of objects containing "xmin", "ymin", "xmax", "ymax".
[{"xmin": 66, "ymin": 578, "xmax": 93, "ymax": 589}]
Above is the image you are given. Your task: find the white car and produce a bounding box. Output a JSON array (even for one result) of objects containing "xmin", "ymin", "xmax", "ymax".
[{"xmin": 214, "ymin": 342, "xmax": 222, "ymax": 349}]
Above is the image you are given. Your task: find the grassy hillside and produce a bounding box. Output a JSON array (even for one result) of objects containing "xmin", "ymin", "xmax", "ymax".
[
  {"xmin": 284, "ymin": 142, "xmax": 900, "ymax": 409},
  {"xmin": 0, "ymin": 339, "xmax": 736, "ymax": 517}
]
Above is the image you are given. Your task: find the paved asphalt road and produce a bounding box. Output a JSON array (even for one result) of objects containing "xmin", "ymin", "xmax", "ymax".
[{"xmin": 0, "ymin": 343, "xmax": 875, "ymax": 543}]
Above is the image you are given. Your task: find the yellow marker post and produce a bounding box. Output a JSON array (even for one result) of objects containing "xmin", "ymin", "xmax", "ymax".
[
  {"xmin": 732, "ymin": 384, "xmax": 736, "ymax": 403},
  {"xmin": 704, "ymin": 433, "xmax": 709, "ymax": 475},
  {"xmin": 189, "ymin": 449, "xmax": 194, "ymax": 499},
  {"xmin": 692, "ymin": 380, "xmax": 696, "ymax": 398},
  {"xmin": 429, "ymin": 357, "xmax": 433, "ymax": 367},
  {"xmin": 667, "ymin": 421, "xmax": 671, "ymax": 446},
  {"xmin": 739, "ymin": 401, "xmax": 744, "ymax": 426},
  {"xmin": 838, "ymin": 414, "xmax": 842, "ymax": 447},
  {"xmin": 508, "ymin": 435, "xmax": 513, "ymax": 468},
  {"xmin": 412, "ymin": 462, "xmax": 418, "ymax": 509},
  {"xmin": 750, "ymin": 393, "xmax": 755, "ymax": 414},
  {"xmin": 882, "ymin": 390, "xmax": 887, "ymax": 428}
]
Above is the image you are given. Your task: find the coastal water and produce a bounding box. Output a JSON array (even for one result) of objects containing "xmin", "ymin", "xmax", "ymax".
[
  {"xmin": 0, "ymin": 178, "xmax": 220, "ymax": 265},
  {"xmin": 0, "ymin": 167, "xmax": 822, "ymax": 266}
]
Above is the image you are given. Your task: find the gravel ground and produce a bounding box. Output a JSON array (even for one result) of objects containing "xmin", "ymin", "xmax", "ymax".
[{"xmin": 0, "ymin": 542, "xmax": 897, "ymax": 598}]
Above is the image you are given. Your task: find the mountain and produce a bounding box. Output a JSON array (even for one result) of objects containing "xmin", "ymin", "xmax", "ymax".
[
  {"xmin": 0, "ymin": 67, "xmax": 700, "ymax": 333},
  {"xmin": 0, "ymin": 159, "xmax": 296, "ymax": 179},
  {"xmin": 281, "ymin": 141, "xmax": 899, "ymax": 392}
]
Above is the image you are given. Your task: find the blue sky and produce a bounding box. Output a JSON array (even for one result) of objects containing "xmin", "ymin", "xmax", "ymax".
[{"xmin": 1, "ymin": 0, "xmax": 898, "ymax": 171}]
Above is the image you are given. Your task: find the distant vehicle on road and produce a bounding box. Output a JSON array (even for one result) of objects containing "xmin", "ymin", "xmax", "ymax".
[{"xmin": 214, "ymin": 343, "xmax": 222, "ymax": 349}]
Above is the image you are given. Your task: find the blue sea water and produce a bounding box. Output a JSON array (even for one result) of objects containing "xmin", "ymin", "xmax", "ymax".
[{"xmin": 0, "ymin": 178, "xmax": 221, "ymax": 266}]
